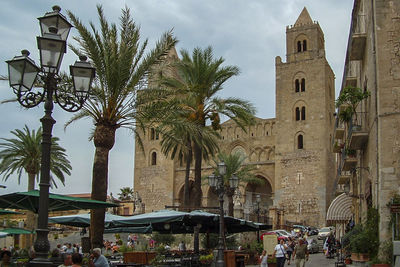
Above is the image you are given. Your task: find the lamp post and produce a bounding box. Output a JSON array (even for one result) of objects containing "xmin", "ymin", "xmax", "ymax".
[
  {"xmin": 5, "ymin": 6, "xmax": 95, "ymax": 266},
  {"xmin": 254, "ymin": 194, "xmax": 261, "ymax": 242},
  {"xmin": 208, "ymin": 162, "xmax": 239, "ymax": 267}
]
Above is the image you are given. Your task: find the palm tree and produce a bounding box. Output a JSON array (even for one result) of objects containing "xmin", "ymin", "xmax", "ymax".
[
  {"xmin": 118, "ymin": 187, "xmax": 134, "ymax": 201},
  {"xmin": 0, "ymin": 125, "xmax": 71, "ymax": 190},
  {"xmin": 66, "ymin": 5, "xmax": 177, "ymax": 248},
  {"xmin": 0, "ymin": 125, "xmax": 72, "ymax": 247},
  {"xmin": 210, "ymin": 152, "xmax": 263, "ymax": 216},
  {"xmin": 159, "ymin": 115, "xmax": 219, "ymax": 207},
  {"xmin": 161, "ymin": 46, "xmax": 256, "ymax": 207}
]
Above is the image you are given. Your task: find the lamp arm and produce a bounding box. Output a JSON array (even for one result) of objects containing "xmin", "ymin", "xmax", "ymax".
[
  {"xmin": 54, "ymin": 85, "xmax": 86, "ymax": 112},
  {"xmin": 16, "ymin": 86, "xmax": 46, "ymax": 108}
]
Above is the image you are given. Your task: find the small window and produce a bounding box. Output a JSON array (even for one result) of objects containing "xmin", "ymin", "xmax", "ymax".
[
  {"xmin": 298, "ymin": 135, "xmax": 304, "ymax": 149},
  {"xmin": 295, "ymin": 79, "xmax": 300, "ymax": 93},
  {"xmin": 295, "ymin": 107, "xmax": 300, "ymax": 121},
  {"xmin": 151, "ymin": 152, "xmax": 157, "ymax": 165},
  {"xmin": 303, "ymin": 40, "xmax": 307, "ymax": 51},
  {"xmin": 150, "ymin": 128, "xmax": 155, "ymax": 140},
  {"xmin": 301, "ymin": 78, "xmax": 305, "ymax": 92},
  {"xmin": 301, "ymin": 107, "xmax": 306, "ymax": 120},
  {"xmin": 155, "ymin": 131, "xmax": 160, "ymax": 140},
  {"xmin": 297, "ymin": 41, "xmax": 302, "ymax": 52}
]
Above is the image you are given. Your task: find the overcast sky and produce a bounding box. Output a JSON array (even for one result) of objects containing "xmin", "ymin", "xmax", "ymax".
[{"xmin": 0, "ymin": 0, "xmax": 353, "ymax": 196}]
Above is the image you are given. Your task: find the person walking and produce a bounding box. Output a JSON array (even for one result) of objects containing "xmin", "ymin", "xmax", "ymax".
[
  {"xmin": 292, "ymin": 238, "xmax": 309, "ymax": 267},
  {"xmin": 286, "ymin": 237, "xmax": 295, "ymax": 265},
  {"xmin": 272, "ymin": 239, "xmax": 288, "ymax": 267},
  {"xmin": 259, "ymin": 249, "xmax": 268, "ymax": 267}
]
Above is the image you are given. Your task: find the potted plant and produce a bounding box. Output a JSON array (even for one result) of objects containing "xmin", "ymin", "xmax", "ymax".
[
  {"xmin": 348, "ymin": 208, "xmax": 379, "ymax": 262},
  {"xmin": 199, "ymin": 253, "xmax": 213, "ymax": 266},
  {"xmin": 267, "ymin": 256, "xmax": 277, "ymax": 267},
  {"xmin": 335, "ymin": 86, "xmax": 370, "ymax": 126},
  {"xmin": 345, "ymin": 147, "xmax": 356, "ymax": 157}
]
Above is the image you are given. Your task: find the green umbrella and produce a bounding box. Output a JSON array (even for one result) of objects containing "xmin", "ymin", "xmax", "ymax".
[
  {"xmin": 48, "ymin": 212, "xmax": 126, "ymax": 228},
  {"xmin": 0, "ymin": 209, "xmax": 23, "ymax": 215},
  {"xmin": 1, "ymin": 228, "xmax": 34, "ymax": 235},
  {"xmin": 0, "ymin": 190, "xmax": 119, "ymax": 213},
  {"xmin": 104, "ymin": 226, "xmax": 152, "ymax": 234}
]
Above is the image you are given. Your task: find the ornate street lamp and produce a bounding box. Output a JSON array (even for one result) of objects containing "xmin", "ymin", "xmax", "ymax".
[
  {"xmin": 5, "ymin": 6, "xmax": 95, "ymax": 267},
  {"xmin": 208, "ymin": 162, "xmax": 238, "ymax": 267}
]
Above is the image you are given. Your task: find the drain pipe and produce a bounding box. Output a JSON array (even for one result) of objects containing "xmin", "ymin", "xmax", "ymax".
[{"xmin": 371, "ymin": 0, "xmax": 379, "ymax": 209}]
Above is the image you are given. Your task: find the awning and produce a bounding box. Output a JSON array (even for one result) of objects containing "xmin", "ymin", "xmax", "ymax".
[
  {"xmin": 326, "ymin": 193, "xmax": 353, "ymax": 222},
  {"xmin": 0, "ymin": 190, "xmax": 119, "ymax": 213}
]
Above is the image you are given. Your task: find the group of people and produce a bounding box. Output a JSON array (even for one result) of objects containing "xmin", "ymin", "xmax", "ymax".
[
  {"xmin": 54, "ymin": 247, "xmax": 109, "ymax": 267},
  {"xmin": 260, "ymin": 237, "xmax": 309, "ymax": 267}
]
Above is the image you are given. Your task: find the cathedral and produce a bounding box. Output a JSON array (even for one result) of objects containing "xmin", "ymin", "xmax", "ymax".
[{"xmin": 133, "ymin": 7, "xmax": 336, "ymax": 227}]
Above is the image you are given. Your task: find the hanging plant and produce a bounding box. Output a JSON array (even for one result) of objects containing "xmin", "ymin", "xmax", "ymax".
[{"xmin": 335, "ymin": 86, "xmax": 370, "ymax": 125}]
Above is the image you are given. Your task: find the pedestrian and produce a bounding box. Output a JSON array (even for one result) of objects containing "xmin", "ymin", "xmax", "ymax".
[
  {"xmin": 71, "ymin": 253, "xmax": 83, "ymax": 267},
  {"xmin": 272, "ymin": 238, "xmax": 288, "ymax": 267},
  {"xmin": 58, "ymin": 253, "xmax": 72, "ymax": 267},
  {"xmin": 286, "ymin": 237, "xmax": 295, "ymax": 265},
  {"xmin": 178, "ymin": 241, "xmax": 186, "ymax": 251},
  {"xmin": 292, "ymin": 238, "xmax": 309, "ymax": 267},
  {"xmin": 88, "ymin": 248, "xmax": 110, "ymax": 267},
  {"xmin": 259, "ymin": 249, "xmax": 268, "ymax": 267},
  {"xmin": 0, "ymin": 250, "xmax": 17, "ymax": 267}
]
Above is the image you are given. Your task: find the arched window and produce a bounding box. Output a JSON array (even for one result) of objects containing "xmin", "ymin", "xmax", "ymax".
[
  {"xmin": 301, "ymin": 107, "xmax": 306, "ymax": 120},
  {"xmin": 295, "ymin": 107, "xmax": 300, "ymax": 121},
  {"xmin": 155, "ymin": 131, "xmax": 160, "ymax": 140},
  {"xmin": 150, "ymin": 128, "xmax": 155, "ymax": 140},
  {"xmin": 295, "ymin": 79, "xmax": 300, "ymax": 92},
  {"xmin": 151, "ymin": 152, "xmax": 157, "ymax": 165},
  {"xmin": 297, "ymin": 135, "xmax": 304, "ymax": 149},
  {"xmin": 303, "ymin": 40, "xmax": 307, "ymax": 51},
  {"xmin": 301, "ymin": 78, "xmax": 305, "ymax": 92},
  {"xmin": 297, "ymin": 41, "xmax": 302, "ymax": 52}
]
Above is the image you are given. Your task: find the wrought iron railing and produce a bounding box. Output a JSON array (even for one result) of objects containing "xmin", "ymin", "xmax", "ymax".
[{"xmin": 347, "ymin": 111, "xmax": 368, "ymax": 142}]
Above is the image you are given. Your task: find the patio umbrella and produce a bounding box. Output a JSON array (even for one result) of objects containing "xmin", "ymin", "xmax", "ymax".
[
  {"xmin": 48, "ymin": 212, "xmax": 127, "ymax": 228},
  {"xmin": 0, "ymin": 232, "xmax": 8, "ymax": 238},
  {"xmin": 104, "ymin": 226, "xmax": 152, "ymax": 234},
  {"xmin": 112, "ymin": 209, "xmax": 188, "ymax": 226},
  {"xmin": 0, "ymin": 190, "xmax": 119, "ymax": 213},
  {"xmin": 111, "ymin": 209, "xmax": 271, "ymax": 234},
  {"xmin": 0, "ymin": 209, "xmax": 23, "ymax": 215},
  {"xmin": 1, "ymin": 228, "xmax": 34, "ymax": 235}
]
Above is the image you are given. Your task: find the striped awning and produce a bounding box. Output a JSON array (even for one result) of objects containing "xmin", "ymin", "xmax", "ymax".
[{"xmin": 326, "ymin": 193, "xmax": 353, "ymax": 222}]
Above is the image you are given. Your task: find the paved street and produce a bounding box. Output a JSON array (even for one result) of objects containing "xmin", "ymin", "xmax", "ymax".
[{"xmin": 247, "ymin": 252, "xmax": 338, "ymax": 267}]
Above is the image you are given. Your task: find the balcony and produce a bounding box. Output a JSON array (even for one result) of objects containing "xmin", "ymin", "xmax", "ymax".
[
  {"xmin": 348, "ymin": 112, "xmax": 369, "ymax": 150},
  {"xmin": 338, "ymin": 171, "xmax": 352, "ymax": 184},
  {"xmin": 350, "ymin": 14, "xmax": 366, "ymax": 61},
  {"xmin": 334, "ymin": 120, "xmax": 345, "ymax": 140},
  {"xmin": 343, "ymin": 156, "xmax": 357, "ymax": 171}
]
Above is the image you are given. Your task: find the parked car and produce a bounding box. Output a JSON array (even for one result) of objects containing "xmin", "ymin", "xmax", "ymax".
[
  {"xmin": 261, "ymin": 231, "xmax": 288, "ymax": 241},
  {"xmin": 307, "ymin": 238, "xmax": 319, "ymax": 253},
  {"xmin": 306, "ymin": 226, "xmax": 319, "ymax": 236},
  {"xmin": 317, "ymin": 227, "xmax": 331, "ymax": 239},
  {"xmin": 275, "ymin": 229, "xmax": 293, "ymax": 238}
]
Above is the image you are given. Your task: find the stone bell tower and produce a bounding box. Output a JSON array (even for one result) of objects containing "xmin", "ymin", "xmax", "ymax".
[{"xmin": 274, "ymin": 7, "xmax": 336, "ymax": 226}]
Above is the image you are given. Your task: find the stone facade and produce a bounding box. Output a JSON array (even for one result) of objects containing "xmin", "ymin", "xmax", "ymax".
[
  {"xmin": 332, "ymin": 0, "xmax": 400, "ymax": 246},
  {"xmin": 134, "ymin": 8, "xmax": 335, "ymax": 227}
]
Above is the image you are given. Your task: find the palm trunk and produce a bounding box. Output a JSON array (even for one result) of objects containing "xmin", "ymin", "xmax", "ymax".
[
  {"xmin": 90, "ymin": 124, "xmax": 116, "ymax": 249},
  {"xmin": 183, "ymin": 139, "xmax": 192, "ymax": 208},
  {"xmin": 227, "ymin": 191, "xmax": 234, "ymax": 217},
  {"xmin": 26, "ymin": 172, "xmax": 36, "ymax": 249},
  {"xmin": 193, "ymin": 142, "xmax": 203, "ymax": 208}
]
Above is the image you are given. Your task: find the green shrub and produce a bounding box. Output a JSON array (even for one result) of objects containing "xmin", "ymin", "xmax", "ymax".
[{"xmin": 152, "ymin": 232, "xmax": 175, "ymax": 246}]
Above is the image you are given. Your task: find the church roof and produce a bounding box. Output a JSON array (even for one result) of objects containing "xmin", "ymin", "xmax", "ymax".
[{"xmin": 294, "ymin": 7, "xmax": 313, "ymax": 27}]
